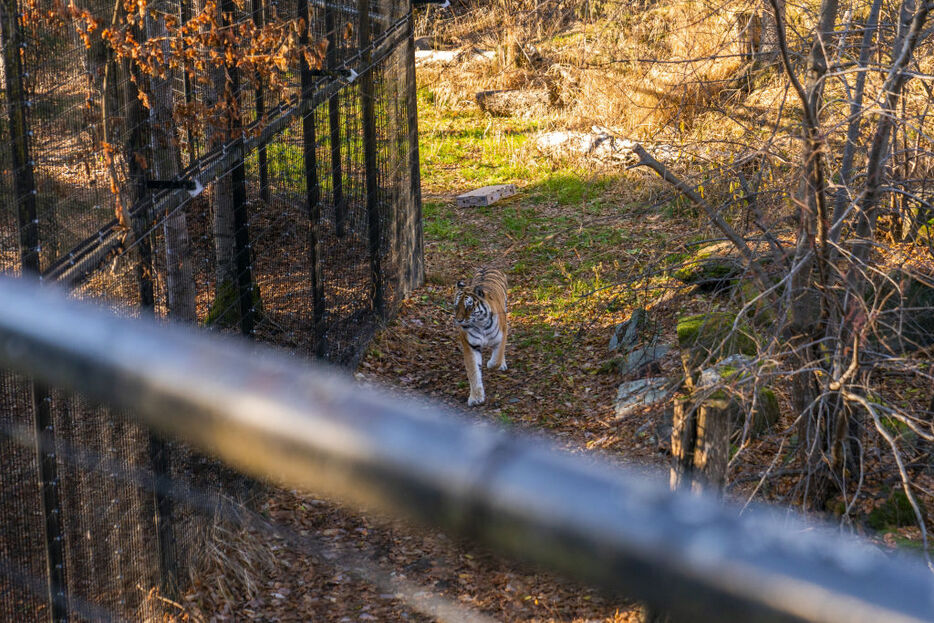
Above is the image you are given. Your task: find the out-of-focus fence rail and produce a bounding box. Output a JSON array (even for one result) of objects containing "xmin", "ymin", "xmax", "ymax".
[{"xmin": 1, "ymin": 277, "xmax": 933, "ymax": 623}]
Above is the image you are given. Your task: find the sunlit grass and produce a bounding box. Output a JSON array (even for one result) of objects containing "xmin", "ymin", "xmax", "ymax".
[{"xmin": 415, "ymin": 86, "xmax": 674, "ymax": 353}]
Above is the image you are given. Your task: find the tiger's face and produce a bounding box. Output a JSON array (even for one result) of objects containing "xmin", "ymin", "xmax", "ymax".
[{"xmin": 454, "ymin": 280, "xmax": 487, "ymax": 327}]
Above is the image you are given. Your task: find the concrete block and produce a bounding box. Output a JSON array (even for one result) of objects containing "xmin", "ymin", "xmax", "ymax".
[{"xmin": 456, "ymin": 184, "xmax": 517, "ymax": 207}]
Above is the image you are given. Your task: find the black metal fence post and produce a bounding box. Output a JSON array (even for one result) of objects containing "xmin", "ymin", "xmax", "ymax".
[
  {"xmin": 403, "ymin": 2, "xmax": 424, "ymax": 292},
  {"xmin": 179, "ymin": 0, "xmax": 197, "ymax": 161},
  {"xmin": 31, "ymin": 386, "xmax": 67, "ymax": 623},
  {"xmin": 359, "ymin": 0, "xmax": 385, "ymax": 318},
  {"xmin": 253, "ymin": 0, "xmax": 270, "ymax": 204},
  {"xmin": 299, "ymin": 0, "xmax": 328, "ymax": 357},
  {"xmin": 0, "ymin": 1, "xmax": 69, "ymax": 619},
  {"xmin": 325, "ymin": 2, "xmax": 346, "ymax": 238},
  {"xmin": 222, "ymin": 0, "xmax": 257, "ymax": 339},
  {"xmin": 147, "ymin": 435, "xmax": 179, "ymax": 598}
]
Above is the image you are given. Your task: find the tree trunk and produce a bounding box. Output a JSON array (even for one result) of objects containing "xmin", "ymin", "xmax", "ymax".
[
  {"xmin": 770, "ymin": 0, "xmax": 840, "ymax": 506},
  {"xmin": 146, "ymin": 10, "xmax": 197, "ymax": 323},
  {"xmin": 209, "ymin": 60, "xmax": 237, "ymax": 292}
]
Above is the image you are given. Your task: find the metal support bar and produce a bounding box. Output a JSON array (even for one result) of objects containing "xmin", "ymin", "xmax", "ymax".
[
  {"xmin": 221, "ymin": 0, "xmax": 257, "ymax": 339},
  {"xmin": 252, "ymin": 0, "xmax": 270, "ymax": 204},
  {"xmin": 412, "ymin": 0, "xmax": 450, "ymax": 6},
  {"xmin": 299, "ymin": 0, "xmax": 328, "ymax": 358},
  {"xmin": 0, "ymin": 2, "xmax": 69, "ymax": 620},
  {"xmin": 403, "ymin": 7, "xmax": 424, "ymax": 292},
  {"xmin": 325, "ymin": 2, "xmax": 347, "ymax": 239},
  {"xmin": 2, "ymin": 0, "xmax": 39, "ymax": 278},
  {"xmin": 359, "ymin": 0, "xmax": 385, "ymax": 318},
  {"xmin": 31, "ymin": 388, "xmax": 68, "ymax": 623},
  {"xmin": 0, "ymin": 277, "xmax": 933, "ymax": 623}
]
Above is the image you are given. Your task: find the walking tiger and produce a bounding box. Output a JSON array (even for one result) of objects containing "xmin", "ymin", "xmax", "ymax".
[{"xmin": 454, "ymin": 268, "xmax": 508, "ymax": 406}]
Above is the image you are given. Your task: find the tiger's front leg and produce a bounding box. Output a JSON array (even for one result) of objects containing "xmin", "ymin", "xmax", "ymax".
[
  {"xmin": 487, "ymin": 325, "xmax": 508, "ymax": 371},
  {"xmin": 459, "ymin": 332, "xmax": 485, "ymax": 406}
]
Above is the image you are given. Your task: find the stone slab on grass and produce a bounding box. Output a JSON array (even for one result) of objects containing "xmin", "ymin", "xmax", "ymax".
[{"xmin": 456, "ymin": 184, "xmax": 518, "ymax": 207}]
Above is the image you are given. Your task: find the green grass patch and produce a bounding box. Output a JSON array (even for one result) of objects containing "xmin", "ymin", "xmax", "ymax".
[
  {"xmin": 423, "ymin": 200, "xmax": 479, "ymax": 246},
  {"xmin": 527, "ymin": 173, "xmax": 615, "ymax": 207},
  {"xmin": 417, "ymin": 88, "xmax": 651, "ymax": 325}
]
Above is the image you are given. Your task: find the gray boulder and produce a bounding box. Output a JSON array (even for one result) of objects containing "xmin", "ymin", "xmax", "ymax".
[{"xmin": 614, "ymin": 377, "xmax": 672, "ymax": 419}]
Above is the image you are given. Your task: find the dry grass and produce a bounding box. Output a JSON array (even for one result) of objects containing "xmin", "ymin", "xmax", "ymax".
[
  {"xmin": 417, "ymin": 0, "xmax": 783, "ymax": 137},
  {"xmin": 179, "ymin": 501, "xmax": 284, "ymax": 620}
]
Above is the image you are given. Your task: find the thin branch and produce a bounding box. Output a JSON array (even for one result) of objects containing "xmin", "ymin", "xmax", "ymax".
[{"xmin": 632, "ymin": 144, "xmax": 772, "ymax": 289}]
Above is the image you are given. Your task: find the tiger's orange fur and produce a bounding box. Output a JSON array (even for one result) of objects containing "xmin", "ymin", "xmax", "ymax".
[{"xmin": 454, "ymin": 268, "xmax": 508, "ymax": 406}]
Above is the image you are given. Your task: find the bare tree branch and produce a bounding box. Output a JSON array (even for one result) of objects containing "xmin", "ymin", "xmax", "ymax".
[{"xmin": 632, "ymin": 144, "xmax": 772, "ymax": 289}]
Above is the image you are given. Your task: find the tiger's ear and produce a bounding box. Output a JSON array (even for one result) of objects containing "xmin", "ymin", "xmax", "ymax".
[
  {"xmin": 456, "ymin": 280, "xmax": 466, "ymax": 289},
  {"xmin": 474, "ymin": 285, "xmax": 485, "ymax": 299}
]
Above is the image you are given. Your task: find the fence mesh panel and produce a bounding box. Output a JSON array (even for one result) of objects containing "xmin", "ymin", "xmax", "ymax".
[
  {"xmin": 0, "ymin": 372, "xmax": 47, "ymax": 622},
  {"xmin": 0, "ymin": 0, "xmax": 421, "ymax": 616}
]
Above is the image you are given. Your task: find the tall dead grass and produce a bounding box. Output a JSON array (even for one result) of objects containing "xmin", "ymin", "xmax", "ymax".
[{"xmin": 417, "ymin": 0, "xmax": 768, "ymax": 136}]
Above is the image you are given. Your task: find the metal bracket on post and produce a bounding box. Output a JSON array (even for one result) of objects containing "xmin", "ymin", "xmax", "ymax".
[
  {"xmin": 306, "ymin": 68, "xmax": 359, "ymax": 84},
  {"xmin": 145, "ymin": 179, "xmax": 204, "ymax": 198}
]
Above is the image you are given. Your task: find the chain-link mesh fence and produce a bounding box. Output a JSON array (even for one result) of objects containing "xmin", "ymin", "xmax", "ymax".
[{"xmin": 0, "ymin": 0, "xmax": 422, "ymax": 617}]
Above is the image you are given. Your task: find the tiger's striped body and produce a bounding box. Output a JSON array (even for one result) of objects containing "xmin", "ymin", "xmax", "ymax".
[{"xmin": 454, "ymin": 268, "xmax": 508, "ymax": 406}]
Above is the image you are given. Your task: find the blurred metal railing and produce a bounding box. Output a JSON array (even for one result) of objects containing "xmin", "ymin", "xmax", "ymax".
[{"xmin": 0, "ymin": 275, "xmax": 932, "ymax": 623}]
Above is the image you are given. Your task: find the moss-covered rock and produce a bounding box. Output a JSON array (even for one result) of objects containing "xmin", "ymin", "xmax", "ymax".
[
  {"xmin": 753, "ymin": 387, "xmax": 780, "ymax": 434},
  {"xmin": 677, "ymin": 312, "xmax": 756, "ymax": 352},
  {"xmin": 868, "ymin": 488, "xmax": 921, "ymax": 531},
  {"xmin": 872, "ymin": 270, "xmax": 934, "ymax": 352},
  {"xmin": 673, "ymin": 253, "xmax": 743, "ymax": 291},
  {"xmin": 696, "ymin": 355, "xmax": 780, "ymax": 436},
  {"xmin": 677, "ymin": 312, "xmax": 757, "ymax": 383}
]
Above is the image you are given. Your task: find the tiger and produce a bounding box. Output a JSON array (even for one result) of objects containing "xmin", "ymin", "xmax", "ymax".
[{"xmin": 454, "ymin": 268, "xmax": 508, "ymax": 406}]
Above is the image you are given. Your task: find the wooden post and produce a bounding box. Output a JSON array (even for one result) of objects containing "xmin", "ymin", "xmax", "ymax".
[
  {"xmin": 692, "ymin": 394, "xmax": 733, "ymax": 495},
  {"xmin": 325, "ymin": 2, "xmax": 346, "ymax": 237},
  {"xmin": 670, "ymin": 393, "xmax": 732, "ymax": 494},
  {"xmin": 661, "ymin": 390, "xmax": 730, "ymax": 622},
  {"xmin": 359, "ymin": 0, "xmax": 384, "ymax": 318},
  {"xmin": 252, "ymin": 0, "xmax": 270, "ymax": 203},
  {"xmin": 222, "ymin": 0, "xmax": 257, "ymax": 339},
  {"xmin": 669, "ymin": 397, "xmax": 696, "ymax": 490},
  {"xmin": 1, "ymin": 1, "xmax": 69, "ymax": 619},
  {"xmin": 299, "ymin": 0, "xmax": 327, "ymax": 356}
]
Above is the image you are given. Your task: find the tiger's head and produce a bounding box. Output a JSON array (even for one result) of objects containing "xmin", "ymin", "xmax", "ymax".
[{"xmin": 454, "ymin": 279, "xmax": 488, "ymax": 327}]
